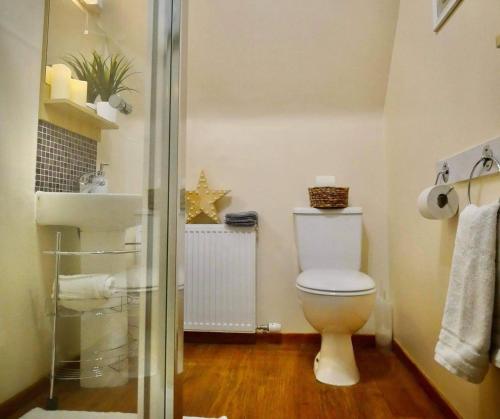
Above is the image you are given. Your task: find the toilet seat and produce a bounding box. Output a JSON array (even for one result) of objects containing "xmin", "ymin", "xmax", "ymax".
[{"xmin": 296, "ymin": 269, "xmax": 376, "ymax": 296}]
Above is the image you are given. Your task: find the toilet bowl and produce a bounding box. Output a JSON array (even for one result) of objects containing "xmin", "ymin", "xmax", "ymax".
[
  {"xmin": 297, "ymin": 269, "xmax": 375, "ymax": 385},
  {"xmin": 293, "ymin": 207, "xmax": 376, "ymax": 386}
]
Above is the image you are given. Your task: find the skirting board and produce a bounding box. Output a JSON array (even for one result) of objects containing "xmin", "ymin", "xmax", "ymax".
[
  {"xmin": 184, "ymin": 331, "xmax": 375, "ymax": 346},
  {"xmin": 0, "ymin": 377, "xmax": 49, "ymax": 418},
  {"xmin": 184, "ymin": 331, "xmax": 257, "ymax": 344},
  {"xmin": 256, "ymin": 333, "xmax": 375, "ymax": 347},
  {"xmin": 392, "ymin": 340, "xmax": 459, "ymax": 419}
]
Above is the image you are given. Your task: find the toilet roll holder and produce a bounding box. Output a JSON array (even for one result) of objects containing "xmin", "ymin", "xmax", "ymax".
[
  {"xmin": 435, "ymin": 162, "xmax": 449, "ymax": 185},
  {"xmin": 434, "ymin": 162, "xmax": 454, "ymax": 209}
]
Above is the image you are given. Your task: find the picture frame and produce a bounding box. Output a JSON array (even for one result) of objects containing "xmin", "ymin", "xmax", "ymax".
[{"xmin": 433, "ymin": 0, "xmax": 463, "ymax": 32}]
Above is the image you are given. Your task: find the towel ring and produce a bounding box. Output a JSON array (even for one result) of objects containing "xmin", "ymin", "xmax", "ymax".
[{"xmin": 467, "ymin": 153, "xmax": 500, "ymax": 205}]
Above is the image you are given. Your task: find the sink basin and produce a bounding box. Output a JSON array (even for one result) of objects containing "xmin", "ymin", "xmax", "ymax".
[{"xmin": 35, "ymin": 192, "xmax": 143, "ymax": 231}]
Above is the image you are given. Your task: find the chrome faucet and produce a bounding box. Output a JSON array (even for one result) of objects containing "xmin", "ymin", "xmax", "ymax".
[{"xmin": 79, "ymin": 163, "xmax": 109, "ymax": 193}]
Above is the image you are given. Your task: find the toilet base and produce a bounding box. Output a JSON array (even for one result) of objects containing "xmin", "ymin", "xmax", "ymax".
[{"xmin": 313, "ymin": 333, "xmax": 360, "ymax": 386}]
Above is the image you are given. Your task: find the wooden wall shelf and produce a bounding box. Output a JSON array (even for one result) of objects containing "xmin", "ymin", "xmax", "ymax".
[{"xmin": 44, "ymin": 99, "xmax": 119, "ymax": 130}]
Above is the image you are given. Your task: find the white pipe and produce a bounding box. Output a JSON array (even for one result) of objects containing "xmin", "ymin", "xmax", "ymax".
[{"xmin": 257, "ymin": 322, "xmax": 282, "ymax": 333}]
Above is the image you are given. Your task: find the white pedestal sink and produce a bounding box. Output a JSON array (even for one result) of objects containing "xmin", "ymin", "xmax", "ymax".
[
  {"xmin": 35, "ymin": 192, "xmax": 142, "ymax": 232},
  {"xmin": 36, "ymin": 192, "xmax": 143, "ymax": 388}
]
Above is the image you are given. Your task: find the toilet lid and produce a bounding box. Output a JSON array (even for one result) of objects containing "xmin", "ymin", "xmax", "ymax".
[{"xmin": 296, "ymin": 269, "xmax": 375, "ymax": 293}]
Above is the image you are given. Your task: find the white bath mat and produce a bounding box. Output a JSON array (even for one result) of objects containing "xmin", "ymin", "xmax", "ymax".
[
  {"xmin": 21, "ymin": 410, "xmax": 135, "ymax": 419},
  {"xmin": 22, "ymin": 408, "xmax": 227, "ymax": 419}
]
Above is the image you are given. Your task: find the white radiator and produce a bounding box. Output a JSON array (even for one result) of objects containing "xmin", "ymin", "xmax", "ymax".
[{"xmin": 184, "ymin": 224, "xmax": 256, "ymax": 333}]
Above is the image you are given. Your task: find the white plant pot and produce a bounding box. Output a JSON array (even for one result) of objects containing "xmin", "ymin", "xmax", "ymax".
[{"xmin": 96, "ymin": 101, "xmax": 118, "ymax": 123}]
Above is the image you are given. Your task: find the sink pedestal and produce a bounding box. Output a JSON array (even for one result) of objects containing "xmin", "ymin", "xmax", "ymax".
[
  {"xmin": 35, "ymin": 192, "xmax": 142, "ymax": 389},
  {"xmin": 80, "ymin": 231, "xmax": 131, "ymax": 388},
  {"xmin": 81, "ymin": 307, "xmax": 129, "ymax": 387}
]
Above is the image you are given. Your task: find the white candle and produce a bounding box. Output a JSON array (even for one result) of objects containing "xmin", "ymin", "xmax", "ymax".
[
  {"xmin": 70, "ymin": 79, "xmax": 88, "ymax": 106},
  {"xmin": 315, "ymin": 175, "xmax": 336, "ymax": 187},
  {"xmin": 50, "ymin": 64, "xmax": 71, "ymax": 100},
  {"xmin": 45, "ymin": 66, "xmax": 52, "ymax": 84}
]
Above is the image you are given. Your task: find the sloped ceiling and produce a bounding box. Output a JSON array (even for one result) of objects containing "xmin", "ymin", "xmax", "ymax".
[{"xmin": 186, "ymin": 0, "xmax": 400, "ymax": 116}]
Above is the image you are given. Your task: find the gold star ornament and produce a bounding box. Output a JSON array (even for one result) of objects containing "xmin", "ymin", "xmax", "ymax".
[{"xmin": 186, "ymin": 171, "xmax": 230, "ymax": 223}]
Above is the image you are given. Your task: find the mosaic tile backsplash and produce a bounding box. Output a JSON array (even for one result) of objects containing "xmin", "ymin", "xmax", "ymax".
[{"xmin": 36, "ymin": 120, "xmax": 97, "ymax": 192}]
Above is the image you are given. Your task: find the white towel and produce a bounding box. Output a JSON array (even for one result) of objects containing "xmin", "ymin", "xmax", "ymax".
[
  {"xmin": 491, "ymin": 217, "xmax": 500, "ymax": 367},
  {"xmin": 57, "ymin": 273, "xmax": 121, "ymax": 300},
  {"xmin": 435, "ymin": 203, "xmax": 499, "ymax": 383},
  {"xmin": 125, "ymin": 265, "xmax": 145, "ymax": 289},
  {"xmin": 21, "ymin": 408, "xmax": 136, "ymax": 418}
]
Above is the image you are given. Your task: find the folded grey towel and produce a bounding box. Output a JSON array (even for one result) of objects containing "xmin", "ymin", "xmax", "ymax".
[
  {"xmin": 226, "ymin": 220, "xmax": 257, "ymax": 226},
  {"xmin": 225, "ymin": 211, "xmax": 258, "ymax": 227},
  {"xmin": 225, "ymin": 211, "xmax": 258, "ymax": 220}
]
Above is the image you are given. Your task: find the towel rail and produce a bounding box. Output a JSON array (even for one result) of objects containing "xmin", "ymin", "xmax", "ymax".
[
  {"xmin": 44, "ymin": 232, "xmax": 141, "ymax": 410},
  {"xmin": 436, "ymin": 141, "xmax": 500, "ymax": 206},
  {"xmin": 437, "ymin": 138, "xmax": 500, "ymax": 184},
  {"xmin": 467, "ymin": 151, "xmax": 500, "ymax": 205}
]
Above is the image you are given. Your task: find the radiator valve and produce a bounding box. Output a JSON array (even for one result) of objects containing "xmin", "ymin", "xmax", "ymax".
[{"xmin": 256, "ymin": 322, "xmax": 282, "ymax": 333}]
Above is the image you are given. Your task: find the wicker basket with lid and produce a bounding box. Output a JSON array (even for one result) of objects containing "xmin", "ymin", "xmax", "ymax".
[{"xmin": 308, "ymin": 187, "xmax": 349, "ymax": 209}]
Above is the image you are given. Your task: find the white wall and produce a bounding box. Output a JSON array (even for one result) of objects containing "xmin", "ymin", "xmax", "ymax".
[
  {"xmin": 46, "ymin": 0, "xmax": 147, "ymax": 194},
  {"xmin": 96, "ymin": 0, "xmax": 148, "ymax": 194},
  {"xmin": 0, "ymin": 0, "xmax": 80, "ymax": 403},
  {"xmin": 384, "ymin": 1, "xmax": 500, "ymax": 417},
  {"xmin": 185, "ymin": 0, "xmax": 399, "ymax": 332}
]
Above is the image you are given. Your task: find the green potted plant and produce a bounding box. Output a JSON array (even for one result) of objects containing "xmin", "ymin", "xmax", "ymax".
[{"xmin": 65, "ymin": 51, "xmax": 136, "ymax": 122}]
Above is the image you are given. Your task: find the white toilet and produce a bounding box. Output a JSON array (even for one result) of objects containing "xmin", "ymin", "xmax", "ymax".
[{"xmin": 294, "ymin": 207, "xmax": 376, "ymax": 386}]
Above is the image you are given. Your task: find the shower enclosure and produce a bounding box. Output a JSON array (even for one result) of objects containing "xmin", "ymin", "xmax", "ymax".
[{"xmin": 0, "ymin": 0, "xmax": 183, "ymax": 417}]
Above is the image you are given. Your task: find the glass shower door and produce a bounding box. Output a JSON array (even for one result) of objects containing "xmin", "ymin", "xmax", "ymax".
[{"xmin": 0, "ymin": 0, "xmax": 181, "ymax": 417}]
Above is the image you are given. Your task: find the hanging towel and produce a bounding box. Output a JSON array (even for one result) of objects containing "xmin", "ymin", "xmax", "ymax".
[
  {"xmin": 434, "ymin": 202, "xmax": 500, "ymax": 383},
  {"xmin": 57, "ymin": 273, "xmax": 123, "ymax": 300},
  {"xmin": 491, "ymin": 221, "xmax": 500, "ymax": 367}
]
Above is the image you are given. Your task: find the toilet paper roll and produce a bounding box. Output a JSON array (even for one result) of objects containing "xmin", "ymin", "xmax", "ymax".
[
  {"xmin": 417, "ymin": 185, "xmax": 459, "ymax": 220},
  {"xmin": 315, "ymin": 175, "xmax": 336, "ymax": 187}
]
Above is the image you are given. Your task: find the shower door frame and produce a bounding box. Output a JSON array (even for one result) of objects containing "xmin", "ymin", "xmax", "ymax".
[{"xmin": 141, "ymin": 0, "xmax": 183, "ymax": 417}]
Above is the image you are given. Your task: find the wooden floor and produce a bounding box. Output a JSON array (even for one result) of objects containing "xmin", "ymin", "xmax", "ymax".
[
  {"xmin": 9, "ymin": 340, "xmax": 449, "ymax": 418},
  {"xmin": 183, "ymin": 341, "xmax": 449, "ymax": 419}
]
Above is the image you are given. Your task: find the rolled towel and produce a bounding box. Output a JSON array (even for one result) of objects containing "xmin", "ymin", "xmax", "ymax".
[
  {"xmin": 434, "ymin": 202, "xmax": 499, "ymax": 383},
  {"xmin": 57, "ymin": 273, "xmax": 121, "ymax": 300},
  {"xmin": 108, "ymin": 267, "xmax": 145, "ymax": 290}
]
